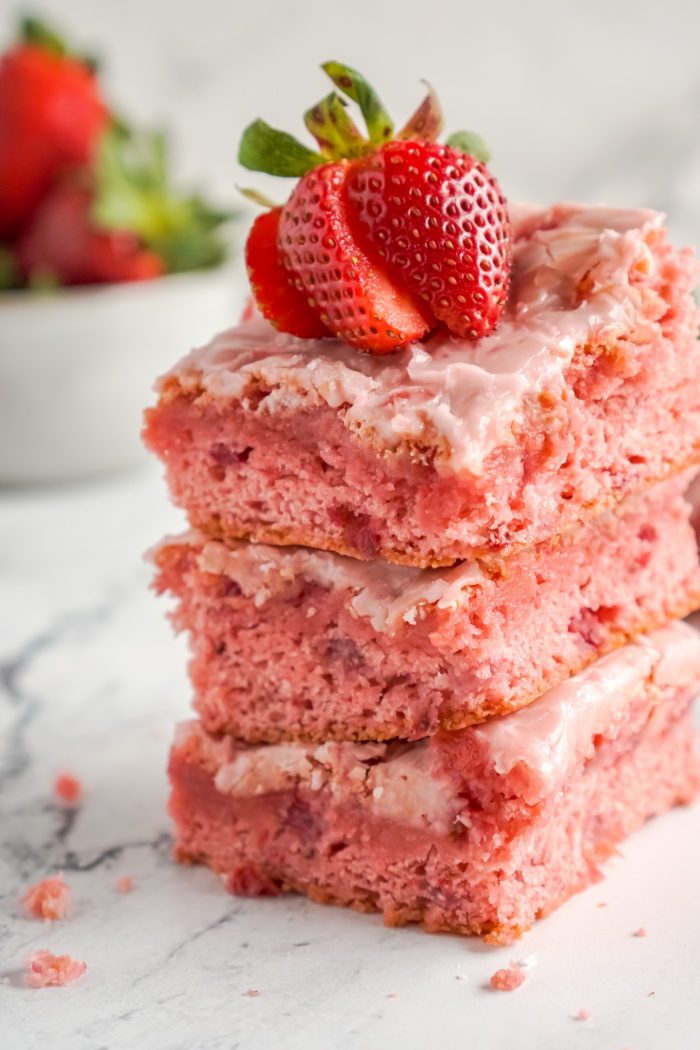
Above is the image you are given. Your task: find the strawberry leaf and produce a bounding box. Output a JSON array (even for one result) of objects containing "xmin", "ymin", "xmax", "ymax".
[
  {"xmin": 19, "ymin": 15, "xmax": 99, "ymax": 71},
  {"xmin": 446, "ymin": 130, "xmax": 490, "ymax": 163},
  {"xmin": 93, "ymin": 125, "xmax": 232, "ymax": 273},
  {"xmin": 238, "ymin": 120, "xmax": 324, "ymax": 177},
  {"xmin": 304, "ymin": 92, "xmax": 367, "ymax": 159},
  {"xmin": 19, "ymin": 15, "xmax": 67, "ymax": 55},
  {"xmin": 397, "ymin": 83, "xmax": 443, "ymax": 142},
  {"xmin": 321, "ymin": 61, "xmax": 394, "ymax": 146}
]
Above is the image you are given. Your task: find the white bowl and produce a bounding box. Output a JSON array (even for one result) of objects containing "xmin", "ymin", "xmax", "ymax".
[{"xmin": 0, "ymin": 267, "xmax": 241, "ymax": 483}]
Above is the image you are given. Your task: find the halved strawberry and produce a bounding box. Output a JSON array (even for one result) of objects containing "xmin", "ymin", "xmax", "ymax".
[
  {"xmin": 278, "ymin": 162, "xmax": 432, "ymax": 353},
  {"xmin": 238, "ymin": 61, "xmax": 511, "ymax": 353},
  {"xmin": 347, "ymin": 141, "xmax": 510, "ymax": 339},
  {"xmin": 245, "ymin": 207, "xmax": 329, "ymax": 339}
]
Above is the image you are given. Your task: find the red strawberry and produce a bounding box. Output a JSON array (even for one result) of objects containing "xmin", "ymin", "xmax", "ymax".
[
  {"xmin": 346, "ymin": 141, "xmax": 510, "ymax": 339},
  {"xmin": 238, "ymin": 61, "xmax": 511, "ymax": 353},
  {"xmin": 278, "ymin": 162, "xmax": 432, "ymax": 353},
  {"xmin": 0, "ymin": 38, "xmax": 107, "ymax": 238},
  {"xmin": 17, "ymin": 182, "xmax": 163, "ymax": 286},
  {"xmin": 245, "ymin": 207, "xmax": 329, "ymax": 339}
]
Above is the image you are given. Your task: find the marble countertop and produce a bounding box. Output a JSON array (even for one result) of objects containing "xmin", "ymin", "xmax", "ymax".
[{"xmin": 2, "ymin": 465, "xmax": 700, "ymax": 1050}]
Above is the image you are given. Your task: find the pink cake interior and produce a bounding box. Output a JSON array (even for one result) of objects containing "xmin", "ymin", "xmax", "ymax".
[
  {"xmin": 169, "ymin": 623, "xmax": 700, "ymax": 942},
  {"xmin": 144, "ymin": 203, "xmax": 700, "ymax": 567},
  {"xmin": 154, "ymin": 476, "xmax": 700, "ymax": 743}
]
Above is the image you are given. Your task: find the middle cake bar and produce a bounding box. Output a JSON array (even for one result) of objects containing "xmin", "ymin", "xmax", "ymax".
[{"xmin": 154, "ymin": 474, "xmax": 700, "ymax": 743}]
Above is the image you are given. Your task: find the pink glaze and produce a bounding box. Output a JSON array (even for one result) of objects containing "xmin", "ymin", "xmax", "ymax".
[
  {"xmin": 154, "ymin": 478, "xmax": 700, "ymax": 742},
  {"xmin": 161, "ymin": 204, "xmax": 693, "ymax": 476},
  {"xmin": 472, "ymin": 622, "xmax": 700, "ymax": 800},
  {"xmin": 21, "ymin": 874, "xmax": 71, "ymax": 921},
  {"xmin": 145, "ymin": 202, "xmax": 700, "ymax": 565},
  {"xmin": 169, "ymin": 624, "xmax": 700, "ymax": 940},
  {"xmin": 25, "ymin": 950, "xmax": 86, "ymax": 988}
]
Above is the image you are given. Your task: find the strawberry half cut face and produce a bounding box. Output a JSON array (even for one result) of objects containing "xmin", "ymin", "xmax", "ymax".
[{"xmin": 279, "ymin": 162, "xmax": 433, "ymax": 353}]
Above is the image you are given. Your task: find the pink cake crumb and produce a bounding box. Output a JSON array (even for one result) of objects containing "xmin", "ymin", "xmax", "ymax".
[
  {"xmin": 243, "ymin": 989, "xmax": 260, "ymax": 998},
  {"xmin": 633, "ymin": 927, "xmax": 648, "ymax": 938},
  {"xmin": 114, "ymin": 876, "xmax": 134, "ymax": 894},
  {"xmin": 25, "ymin": 950, "xmax": 86, "ymax": 988},
  {"xmin": 574, "ymin": 1009, "xmax": 591, "ymax": 1021},
  {"xmin": 54, "ymin": 773, "xmax": 82, "ymax": 804},
  {"xmin": 490, "ymin": 965, "xmax": 526, "ymax": 991},
  {"xmin": 21, "ymin": 874, "xmax": 71, "ymax": 921}
]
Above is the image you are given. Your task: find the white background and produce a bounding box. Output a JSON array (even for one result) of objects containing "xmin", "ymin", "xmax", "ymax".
[{"xmin": 3, "ymin": 0, "xmax": 700, "ymax": 243}]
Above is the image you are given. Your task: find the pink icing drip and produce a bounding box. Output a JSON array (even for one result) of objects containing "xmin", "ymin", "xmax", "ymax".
[
  {"xmin": 181, "ymin": 622, "xmax": 700, "ymax": 827},
  {"xmin": 473, "ymin": 621, "xmax": 700, "ymax": 796}
]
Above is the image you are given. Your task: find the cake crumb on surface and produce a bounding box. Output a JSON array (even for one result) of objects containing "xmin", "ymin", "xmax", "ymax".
[
  {"xmin": 633, "ymin": 927, "xmax": 647, "ymax": 938},
  {"xmin": 574, "ymin": 1008, "xmax": 590, "ymax": 1021},
  {"xmin": 54, "ymin": 773, "xmax": 82, "ymax": 804},
  {"xmin": 25, "ymin": 950, "xmax": 86, "ymax": 988},
  {"xmin": 243, "ymin": 989, "xmax": 260, "ymax": 998},
  {"xmin": 490, "ymin": 965, "xmax": 526, "ymax": 991},
  {"xmin": 21, "ymin": 874, "xmax": 71, "ymax": 921},
  {"xmin": 114, "ymin": 876, "xmax": 134, "ymax": 894}
]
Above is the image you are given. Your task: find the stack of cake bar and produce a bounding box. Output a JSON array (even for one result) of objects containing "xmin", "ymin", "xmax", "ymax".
[{"xmin": 146, "ymin": 202, "xmax": 700, "ymax": 942}]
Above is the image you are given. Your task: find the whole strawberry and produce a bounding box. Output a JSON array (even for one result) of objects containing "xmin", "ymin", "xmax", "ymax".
[
  {"xmin": 17, "ymin": 182, "xmax": 163, "ymax": 286},
  {"xmin": 0, "ymin": 18, "xmax": 108, "ymax": 239},
  {"xmin": 238, "ymin": 62, "xmax": 511, "ymax": 354}
]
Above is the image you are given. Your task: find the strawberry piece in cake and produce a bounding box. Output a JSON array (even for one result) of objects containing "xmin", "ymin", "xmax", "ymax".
[
  {"xmin": 168, "ymin": 622, "xmax": 700, "ymax": 942},
  {"xmin": 144, "ymin": 203, "xmax": 700, "ymax": 568},
  {"xmin": 154, "ymin": 476, "xmax": 700, "ymax": 743}
]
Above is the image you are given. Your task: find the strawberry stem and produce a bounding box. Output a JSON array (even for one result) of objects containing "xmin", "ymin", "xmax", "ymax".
[
  {"xmin": 237, "ymin": 186, "xmax": 280, "ymax": 209},
  {"xmin": 304, "ymin": 92, "xmax": 368, "ymax": 159},
  {"xmin": 446, "ymin": 130, "xmax": 490, "ymax": 163},
  {"xmin": 238, "ymin": 119, "xmax": 325, "ymax": 176},
  {"xmin": 321, "ymin": 61, "xmax": 394, "ymax": 146}
]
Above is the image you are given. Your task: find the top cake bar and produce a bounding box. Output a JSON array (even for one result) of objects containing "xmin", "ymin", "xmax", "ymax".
[{"xmin": 145, "ymin": 203, "xmax": 700, "ymax": 568}]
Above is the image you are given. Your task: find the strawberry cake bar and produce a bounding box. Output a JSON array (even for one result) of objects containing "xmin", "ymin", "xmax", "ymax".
[
  {"xmin": 144, "ymin": 203, "xmax": 700, "ymax": 568},
  {"xmin": 169, "ymin": 622, "xmax": 700, "ymax": 942},
  {"xmin": 154, "ymin": 475, "xmax": 700, "ymax": 742},
  {"xmin": 149, "ymin": 62, "xmax": 700, "ymax": 944}
]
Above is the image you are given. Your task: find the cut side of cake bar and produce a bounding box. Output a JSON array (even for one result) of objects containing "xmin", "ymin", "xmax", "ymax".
[
  {"xmin": 145, "ymin": 203, "xmax": 700, "ymax": 568},
  {"xmin": 169, "ymin": 622, "xmax": 700, "ymax": 942},
  {"xmin": 154, "ymin": 475, "xmax": 700, "ymax": 743}
]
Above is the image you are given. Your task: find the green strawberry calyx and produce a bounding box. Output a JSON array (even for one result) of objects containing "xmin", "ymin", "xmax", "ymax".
[
  {"xmin": 238, "ymin": 61, "xmax": 490, "ymax": 180},
  {"xmin": 93, "ymin": 122, "xmax": 233, "ymax": 273}
]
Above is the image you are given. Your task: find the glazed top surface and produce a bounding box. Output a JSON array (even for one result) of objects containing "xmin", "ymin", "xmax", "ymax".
[{"xmin": 163, "ymin": 202, "xmax": 692, "ymax": 475}]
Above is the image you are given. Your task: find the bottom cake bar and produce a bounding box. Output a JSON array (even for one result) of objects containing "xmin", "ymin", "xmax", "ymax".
[{"xmin": 169, "ymin": 623, "xmax": 700, "ymax": 943}]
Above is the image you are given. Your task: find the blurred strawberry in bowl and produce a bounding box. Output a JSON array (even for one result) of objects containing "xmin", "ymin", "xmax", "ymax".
[
  {"xmin": 0, "ymin": 14, "xmax": 232, "ymax": 290},
  {"xmin": 0, "ymin": 15, "xmax": 238, "ymax": 482},
  {"xmin": 0, "ymin": 16, "xmax": 107, "ymax": 239},
  {"xmin": 16, "ymin": 182, "xmax": 164, "ymax": 286}
]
